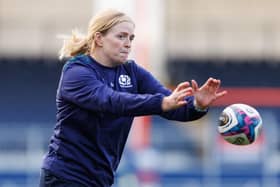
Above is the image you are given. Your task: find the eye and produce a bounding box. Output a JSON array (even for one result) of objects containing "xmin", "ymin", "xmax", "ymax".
[
  {"xmin": 117, "ymin": 34, "xmax": 126, "ymax": 40},
  {"xmin": 129, "ymin": 35, "xmax": 135, "ymax": 41}
]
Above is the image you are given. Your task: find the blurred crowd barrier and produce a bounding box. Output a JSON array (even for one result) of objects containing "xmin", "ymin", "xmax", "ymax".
[{"xmin": 0, "ymin": 58, "xmax": 279, "ymax": 187}]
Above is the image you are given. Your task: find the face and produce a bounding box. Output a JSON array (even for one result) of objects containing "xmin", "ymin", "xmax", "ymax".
[{"xmin": 99, "ymin": 21, "xmax": 135, "ymax": 65}]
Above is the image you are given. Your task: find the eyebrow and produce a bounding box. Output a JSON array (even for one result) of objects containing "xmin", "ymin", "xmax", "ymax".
[{"xmin": 120, "ymin": 32, "xmax": 135, "ymax": 39}]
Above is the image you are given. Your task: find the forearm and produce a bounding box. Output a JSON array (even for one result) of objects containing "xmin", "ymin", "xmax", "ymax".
[
  {"xmin": 61, "ymin": 84, "xmax": 165, "ymax": 116},
  {"xmin": 160, "ymin": 96, "xmax": 208, "ymax": 122}
]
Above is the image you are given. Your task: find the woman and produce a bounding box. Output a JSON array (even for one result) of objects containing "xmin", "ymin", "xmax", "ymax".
[{"xmin": 40, "ymin": 9, "xmax": 227, "ymax": 187}]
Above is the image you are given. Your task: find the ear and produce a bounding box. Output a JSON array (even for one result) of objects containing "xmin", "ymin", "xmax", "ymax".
[{"xmin": 94, "ymin": 32, "xmax": 103, "ymax": 47}]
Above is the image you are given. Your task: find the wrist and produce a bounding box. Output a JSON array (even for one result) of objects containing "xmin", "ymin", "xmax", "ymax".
[
  {"xmin": 161, "ymin": 97, "xmax": 170, "ymax": 112},
  {"xmin": 194, "ymin": 99, "xmax": 208, "ymax": 112}
]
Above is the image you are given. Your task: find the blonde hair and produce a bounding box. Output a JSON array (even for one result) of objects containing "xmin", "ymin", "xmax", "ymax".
[{"xmin": 59, "ymin": 9, "xmax": 134, "ymax": 60}]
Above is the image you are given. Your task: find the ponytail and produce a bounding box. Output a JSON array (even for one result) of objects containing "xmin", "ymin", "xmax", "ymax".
[{"xmin": 59, "ymin": 30, "xmax": 90, "ymax": 60}]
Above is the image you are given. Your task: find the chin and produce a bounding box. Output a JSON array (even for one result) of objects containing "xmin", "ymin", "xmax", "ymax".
[
  {"xmin": 112, "ymin": 56, "xmax": 128, "ymax": 65},
  {"xmin": 112, "ymin": 60, "xmax": 124, "ymax": 66},
  {"xmin": 118, "ymin": 58, "xmax": 128, "ymax": 63}
]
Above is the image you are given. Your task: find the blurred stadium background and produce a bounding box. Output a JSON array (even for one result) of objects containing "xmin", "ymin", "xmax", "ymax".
[{"xmin": 0, "ymin": 0, "xmax": 280, "ymax": 186}]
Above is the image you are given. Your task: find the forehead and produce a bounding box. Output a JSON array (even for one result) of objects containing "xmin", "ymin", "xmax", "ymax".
[{"xmin": 109, "ymin": 21, "xmax": 135, "ymax": 34}]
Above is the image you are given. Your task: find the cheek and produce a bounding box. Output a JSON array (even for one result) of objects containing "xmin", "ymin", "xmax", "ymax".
[
  {"xmin": 105, "ymin": 36, "xmax": 122, "ymax": 48},
  {"xmin": 105, "ymin": 42, "xmax": 122, "ymax": 56},
  {"xmin": 110, "ymin": 39, "xmax": 123, "ymax": 49}
]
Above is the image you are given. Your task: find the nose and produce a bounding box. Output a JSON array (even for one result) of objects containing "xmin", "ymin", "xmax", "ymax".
[{"xmin": 124, "ymin": 38, "xmax": 131, "ymax": 48}]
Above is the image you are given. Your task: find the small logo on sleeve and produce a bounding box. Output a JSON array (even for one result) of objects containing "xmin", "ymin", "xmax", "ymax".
[{"xmin": 118, "ymin": 75, "xmax": 132, "ymax": 88}]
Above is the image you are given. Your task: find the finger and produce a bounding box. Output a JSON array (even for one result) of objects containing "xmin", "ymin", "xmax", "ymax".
[
  {"xmin": 201, "ymin": 77, "xmax": 213, "ymax": 88},
  {"xmin": 216, "ymin": 90, "xmax": 227, "ymax": 99},
  {"xmin": 191, "ymin": 80, "xmax": 199, "ymax": 91},
  {"xmin": 215, "ymin": 79, "xmax": 221, "ymax": 90},
  {"xmin": 177, "ymin": 89, "xmax": 193, "ymax": 101},
  {"xmin": 208, "ymin": 78, "xmax": 221, "ymax": 90},
  {"xmin": 175, "ymin": 81, "xmax": 190, "ymax": 92},
  {"xmin": 175, "ymin": 88, "xmax": 193, "ymax": 101},
  {"xmin": 178, "ymin": 87, "xmax": 193, "ymax": 96},
  {"xmin": 174, "ymin": 87, "xmax": 192, "ymax": 101},
  {"xmin": 178, "ymin": 81, "xmax": 190, "ymax": 91},
  {"xmin": 177, "ymin": 100, "xmax": 188, "ymax": 107},
  {"xmin": 207, "ymin": 77, "xmax": 214, "ymax": 83},
  {"xmin": 208, "ymin": 77, "xmax": 217, "ymax": 87},
  {"xmin": 211, "ymin": 79, "xmax": 221, "ymax": 90}
]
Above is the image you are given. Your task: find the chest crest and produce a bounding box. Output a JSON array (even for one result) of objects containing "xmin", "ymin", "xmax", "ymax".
[{"xmin": 118, "ymin": 75, "xmax": 133, "ymax": 88}]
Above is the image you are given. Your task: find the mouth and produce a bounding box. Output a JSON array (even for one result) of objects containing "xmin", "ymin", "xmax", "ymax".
[{"xmin": 120, "ymin": 52, "xmax": 129, "ymax": 58}]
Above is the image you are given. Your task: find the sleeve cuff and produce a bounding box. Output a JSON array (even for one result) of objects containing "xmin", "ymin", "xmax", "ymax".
[{"xmin": 193, "ymin": 99, "xmax": 208, "ymax": 112}]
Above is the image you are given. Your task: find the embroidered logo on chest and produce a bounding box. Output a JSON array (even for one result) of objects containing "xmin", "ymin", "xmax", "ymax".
[{"xmin": 118, "ymin": 75, "xmax": 132, "ymax": 88}]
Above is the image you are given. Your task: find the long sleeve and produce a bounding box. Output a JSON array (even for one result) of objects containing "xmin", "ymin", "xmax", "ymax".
[
  {"xmin": 59, "ymin": 62, "xmax": 164, "ymax": 116},
  {"xmin": 133, "ymin": 62, "xmax": 207, "ymax": 122}
]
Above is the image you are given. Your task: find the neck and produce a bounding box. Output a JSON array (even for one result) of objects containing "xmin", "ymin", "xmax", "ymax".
[{"xmin": 90, "ymin": 51, "xmax": 115, "ymax": 68}]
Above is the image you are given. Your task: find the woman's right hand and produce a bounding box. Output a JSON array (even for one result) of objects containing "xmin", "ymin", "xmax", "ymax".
[{"xmin": 161, "ymin": 82, "xmax": 193, "ymax": 112}]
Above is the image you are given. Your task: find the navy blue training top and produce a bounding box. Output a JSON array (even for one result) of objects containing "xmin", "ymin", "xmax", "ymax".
[{"xmin": 42, "ymin": 55, "xmax": 207, "ymax": 187}]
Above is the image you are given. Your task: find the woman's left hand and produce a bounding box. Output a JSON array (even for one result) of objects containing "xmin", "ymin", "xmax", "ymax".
[{"xmin": 191, "ymin": 78, "xmax": 227, "ymax": 110}]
